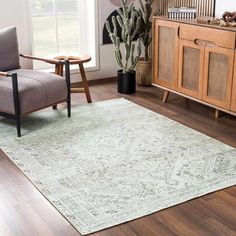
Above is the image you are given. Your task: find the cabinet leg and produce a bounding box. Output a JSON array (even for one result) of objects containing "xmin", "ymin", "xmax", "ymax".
[
  {"xmin": 215, "ymin": 109, "xmax": 220, "ymax": 119},
  {"xmin": 163, "ymin": 91, "xmax": 170, "ymax": 103}
]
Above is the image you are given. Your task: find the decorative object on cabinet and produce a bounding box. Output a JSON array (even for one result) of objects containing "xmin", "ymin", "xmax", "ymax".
[
  {"xmin": 196, "ymin": 18, "xmax": 220, "ymax": 25},
  {"xmin": 223, "ymin": 11, "xmax": 236, "ymax": 23},
  {"xmin": 168, "ymin": 7, "xmax": 197, "ymax": 19},
  {"xmin": 153, "ymin": 17, "xmax": 236, "ymax": 117},
  {"xmin": 136, "ymin": 0, "xmax": 153, "ymax": 86},
  {"xmin": 153, "ymin": 0, "xmax": 216, "ymax": 17},
  {"xmin": 220, "ymin": 12, "xmax": 236, "ymax": 27},
  {"xmin": 106, "ymin": 0, "xmax": 142, "ymax": 94},
  {"xmin": 196, "ymin": 12, "xmax": 236, "ymax": 28}
]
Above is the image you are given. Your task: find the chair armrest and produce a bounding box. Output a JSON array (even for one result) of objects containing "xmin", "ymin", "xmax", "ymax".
[
  {"xmin": 20, "ymin": 54, "xmax": 61, "ymax": 65},
  {"xmin": 0, "ymin": 71, "xmax": 19, "ymax": 79},
  {"xmin": 0, "ymin": 71, "xmax": 9, "ymax": 77}
]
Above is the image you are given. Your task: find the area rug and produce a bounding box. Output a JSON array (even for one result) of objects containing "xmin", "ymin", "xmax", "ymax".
[{"xmin": 0, "ymin": 98, "xmax": 236, "ymax": 235}]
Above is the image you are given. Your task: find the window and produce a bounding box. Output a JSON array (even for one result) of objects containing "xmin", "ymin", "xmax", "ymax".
[{"xmin": 31, "ymin": 0, "xmax": 97, "ymax": 70}]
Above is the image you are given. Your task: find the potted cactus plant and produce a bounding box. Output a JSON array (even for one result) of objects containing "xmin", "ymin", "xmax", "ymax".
[
  {"xmin": 106, "ymin": 0, "xmax": 142, "ymax": 94},
  {"xmin": 136, "ymin": 0, "xmax": 153, "ymax": 86}
]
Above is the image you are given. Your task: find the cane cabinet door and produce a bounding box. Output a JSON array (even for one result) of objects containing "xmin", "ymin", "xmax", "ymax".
[
  {"xmin": 178, "ymin": 39, "xmax": 205, "ymax": 99},
  {"xmin": 202, "ymin": 47, "xmax": 234, "ymax": 109},
  {"xmin": 153, "ymin": 19, "xmax": 179, "ymax": 90},
  {"xmin": 231, "ymin": 54, "xmax": 236, "ymax": 112}
]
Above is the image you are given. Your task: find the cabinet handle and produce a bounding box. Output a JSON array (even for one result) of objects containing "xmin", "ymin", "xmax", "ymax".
[
  {"xmin": 205, "ymin": 41, "xmax": 216, "ymax": 47},
  {"xmin": 193, "ymin": 39, "xmax": 205, "ymax": 46},
  {"xmin": 177, "ymin": 26, "xmax": 180, "ymax": 38},
  {"xmin": 193, "ymin": 39, "xmax": 216, "ymax": 47}
]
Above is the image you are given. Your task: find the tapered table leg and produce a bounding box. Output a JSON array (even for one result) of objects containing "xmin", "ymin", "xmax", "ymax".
[
  {"xmin": 53, "ymin": 55, "xmax": 92, "ymax": 104},
  {"xmin": 79, "ymin": 63, "xmax": 92, "ymax": 103},
  {"xmin": 53, "ymin": 64, "xmax": 64, "ymax": 109}
]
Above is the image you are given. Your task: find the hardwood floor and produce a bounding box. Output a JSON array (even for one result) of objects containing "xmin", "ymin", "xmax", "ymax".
[{"xmin": 0, "ymin": 81, "xmax": 236, "ymax": 236}]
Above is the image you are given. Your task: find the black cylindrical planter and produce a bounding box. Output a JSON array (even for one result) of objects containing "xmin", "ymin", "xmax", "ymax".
[{"xmin": 117, "ymin": 70, "xmax": 136, "ymax": 94}]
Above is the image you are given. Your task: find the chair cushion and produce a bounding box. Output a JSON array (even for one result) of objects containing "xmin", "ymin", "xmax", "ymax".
[
  {"xmin": 0, "ymin": 27, "xmax": 20, "ymax": 71},
  {"xmin": 0, "ymin": 69, "xmax": 67, "ymax": 114}
]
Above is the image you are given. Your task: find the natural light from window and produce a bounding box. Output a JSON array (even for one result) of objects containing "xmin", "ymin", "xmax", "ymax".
[{"xmin": 31, "ymin": 0, "xmax": 97, "ymax": 70}]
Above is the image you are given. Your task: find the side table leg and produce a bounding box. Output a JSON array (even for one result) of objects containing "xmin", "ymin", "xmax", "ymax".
[
  {"xmin": 79, "ymin": 63, "xmax": 92, "ymax": 103},
  {"xmin": 53, "ymin": 64, "xmax": 64, "ymax": 109}
]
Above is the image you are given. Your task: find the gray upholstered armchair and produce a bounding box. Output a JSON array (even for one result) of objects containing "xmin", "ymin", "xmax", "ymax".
[{"xmin": 0, "ymin": 27, "xmax": 71, "ymax": 137}]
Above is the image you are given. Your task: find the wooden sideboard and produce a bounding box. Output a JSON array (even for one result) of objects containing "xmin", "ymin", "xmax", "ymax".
[{"xmin": 153, "ymin": 17, "xmax": 236, "ymax": 117}]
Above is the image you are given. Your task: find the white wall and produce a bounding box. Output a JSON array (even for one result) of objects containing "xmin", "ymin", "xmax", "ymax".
[
  {"xmin": 0, "ymin": 0, "xmax": 32, "ymax": 69},
  {"xmin": 0, "ymin": 0, "xmax": 119, "ymax": 82},
  {"xmin": 215, "ymin": 0, "xmax": 236, "ymax": 18}
]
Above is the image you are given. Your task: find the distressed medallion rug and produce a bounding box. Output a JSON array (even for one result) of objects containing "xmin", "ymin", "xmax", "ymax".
[{"xmin": 0, "ymin": 98, "xmax": 236, "ymax": 235}]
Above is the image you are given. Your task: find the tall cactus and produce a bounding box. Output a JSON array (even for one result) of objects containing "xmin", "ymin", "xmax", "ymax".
[
  {"xmin": 139, "ymin": 0, "xmax": 153, "ymax": 61},
  {"xmin": 106, "ymin": 0, "xmax": 142, "ymax": 73}
]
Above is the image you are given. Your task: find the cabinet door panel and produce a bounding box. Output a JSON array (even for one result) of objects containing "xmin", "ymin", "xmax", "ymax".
[
  {"xmin": 208, "ymin": 53, "xmax": 228, "ymax": 100},
  {"xmin": 153, "ymin": 20, "xmax": 179, "ymax": 90},
  {"xmin": 202, "ymin": 47, "xmax": 234, "ymax": 109},
  {"xmin": 158, "ymin": 26, "xmax": 175, "ymax": 83},
  {"xmin": 178, "ymin": 40, "xmax": 204, "ymax": 99},
  {"xmin": 231, "ymin": 54, "xmax": 236, "ymax": 112}
]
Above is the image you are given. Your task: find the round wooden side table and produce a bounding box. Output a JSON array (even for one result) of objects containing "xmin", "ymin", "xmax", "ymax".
[{"xmin": 53, "ymin": 55, "xmax": 92, "ymax": 103}]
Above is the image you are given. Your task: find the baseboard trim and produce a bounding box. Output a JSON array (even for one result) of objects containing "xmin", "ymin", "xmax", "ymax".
[{"xmin": 71, "ymin": 77, "xmax": 116, "ymax": 88}]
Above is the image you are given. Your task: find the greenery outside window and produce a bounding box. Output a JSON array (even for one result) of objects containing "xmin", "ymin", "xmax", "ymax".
[{"xmin": 31, "ymin": 0, "xmax": 97, "ymax": 70}]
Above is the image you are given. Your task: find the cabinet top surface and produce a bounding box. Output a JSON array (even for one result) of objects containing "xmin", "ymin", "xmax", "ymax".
[{"xmin": 154, "ymin": 16, "xmax": 236, "ymax": 32}]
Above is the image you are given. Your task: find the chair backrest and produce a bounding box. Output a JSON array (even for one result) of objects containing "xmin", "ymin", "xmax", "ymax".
[{"xmin": 0, "ymin": 27, "xmax": 20, "ymax": 71}]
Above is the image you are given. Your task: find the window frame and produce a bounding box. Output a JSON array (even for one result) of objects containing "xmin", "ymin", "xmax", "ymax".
[{"xmin": 26, "ymin": 0, "xmax": 99, "ymax": 74}]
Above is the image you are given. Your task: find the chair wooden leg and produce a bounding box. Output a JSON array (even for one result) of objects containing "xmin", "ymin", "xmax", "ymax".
[
  {"xmin": 79, "ymin": 63, "xmax": 92, "ymax": 103},
  {"xmin": 163, "ymin": 90, "xmax": 170, "ymax": 103},
  {"xmin": 53, "ymin": 65, "xmax": 60, "ymax": 110},
  {"xmin": 59, "ymin": 64, "xmax": 64, "ymax": 76}
]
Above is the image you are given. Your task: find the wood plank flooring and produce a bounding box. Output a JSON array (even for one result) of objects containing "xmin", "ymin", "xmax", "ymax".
[{"xmin": 0, "ymin": 81, "xmax": 236, "ymax": 236}]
